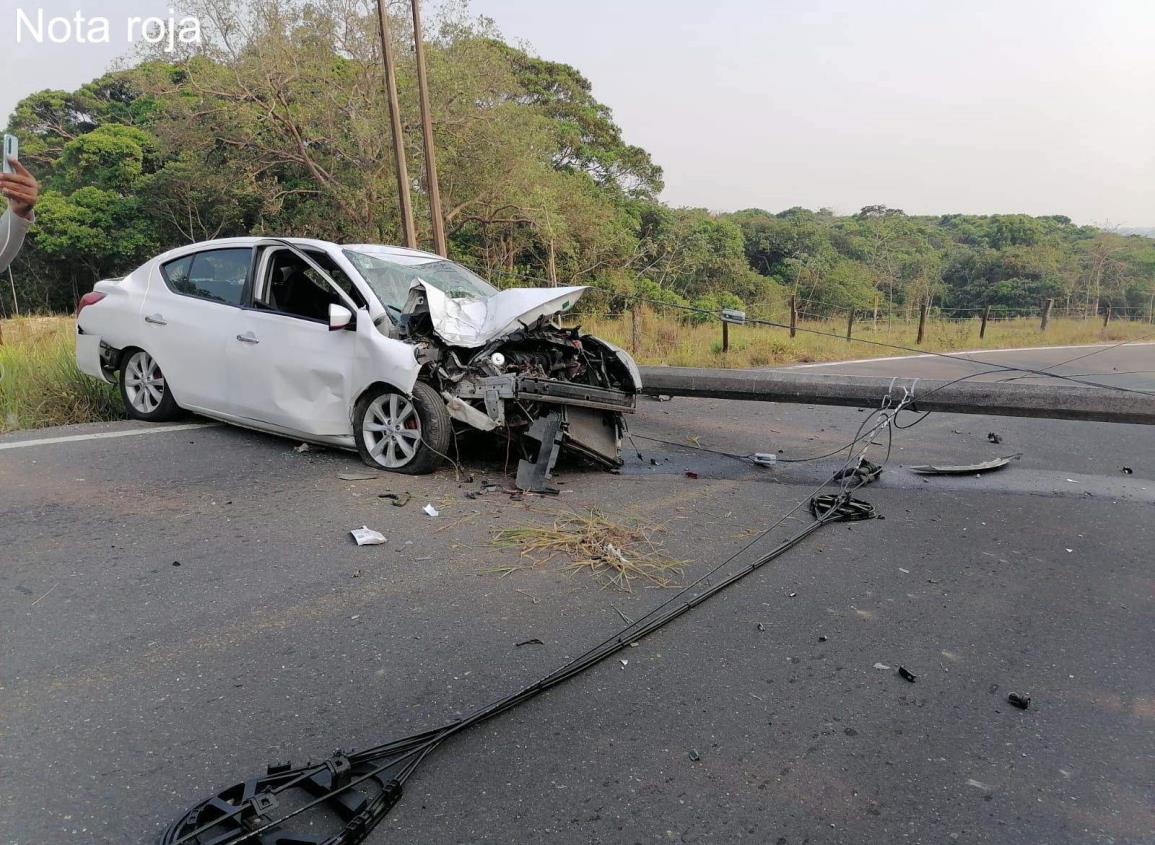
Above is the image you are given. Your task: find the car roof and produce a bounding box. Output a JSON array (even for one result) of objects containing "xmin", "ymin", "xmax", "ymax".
[{"xmin": 156, "ymin": 237, "xmax": 444, "ymax": 263}]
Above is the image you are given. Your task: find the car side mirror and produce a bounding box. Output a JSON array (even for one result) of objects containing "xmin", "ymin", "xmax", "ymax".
[{"xmin": 329, "ymin": 303, "xmax": 354, "ymax": 331}]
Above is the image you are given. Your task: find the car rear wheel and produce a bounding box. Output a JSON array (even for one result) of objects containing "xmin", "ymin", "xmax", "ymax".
[
  {"xmin": 354, "ymin": 381, "xmax": 451, "ymax": 475},
  {"xmin": 120, "ymin": 349, "xmax": 181, "ymax": 421}
]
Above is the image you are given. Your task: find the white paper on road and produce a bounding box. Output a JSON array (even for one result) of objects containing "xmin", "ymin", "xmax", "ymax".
[{"xmin": 350, "ymin": 526, "xmax": 386, "ymax": 546}]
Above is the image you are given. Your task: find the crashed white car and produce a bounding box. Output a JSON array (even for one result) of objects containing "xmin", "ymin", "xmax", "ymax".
[{"xmin": 75, "ymin": 237, "xmax": 641, "ymax": 487}]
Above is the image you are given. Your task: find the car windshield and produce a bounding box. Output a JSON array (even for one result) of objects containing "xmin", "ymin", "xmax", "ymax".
[{"xmin": 343, "ymin": 248, "xmax": 499, "ymax": 311}]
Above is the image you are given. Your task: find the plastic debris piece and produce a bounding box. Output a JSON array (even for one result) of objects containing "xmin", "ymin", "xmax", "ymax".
[
  {"xmin": 818, "ymin": 635, "xmax": 827, "ymax": 642},
  {"xmin": 966, "ymin": 778, "xmax": 991, "ymax": 791},
  {"xmin": 1121, "ymin": 466, "xmax": 1133, "ymax": 474},
  {"xmin": 619, "ymin": 659, "xmax": 628, "ymax": 668},
  {"xmin": 752, "ymin": 452, "xmax": 777, "ymax": 467},
  {"xmin": 873, "ymin": 662, "xmax": 891, "ymax": 670},
  {"xmin": 515, "ymin": 638, "xmax": 544, "ymax": 647},
  {"xmin": 657, "ymin": 394, "xmax": 672, "ymax": 402},
  {"xmin": 787, "ymin": 592, "xmax": 797, "ymax": 598},
  {"xmin": 687, "ymin": 749, "xmax": 700, "ymax": 762},
  {"xmin": 684, "ymin": 470, "xmax": 699, "ymax": 479},
  {"xmin": 423, "ymin": 504, "xmax": 439, "ymax": 517},
  {"xmin": 909, "ymin": 454, "xmax": 1021, "ymax": 475},
  {"xmin": 172, "ymin": 560, "xmax": 181, "ymax": 567},
  {"xmin": 987, "ymin": 432, "xmax": 1002, "ymax": 444},
  {"xmin": 338, "ymin": 471, "xmax": 383, "ymax": 481},
  {"xmin": 1007, "ymin": 692, "xmax": 1031, "ymax": 710},
  {"xmin": 898, "ymin": 666, "xmax": 917, "ymax": 682},
  {"xmin": 294, "ymin": 442, "xmax": 311, "ymax": 453},
  {"xmin": 756, "ymin": 623, "xmax": 766, "ymax": 632},
  {"xmin": 350, "ymin": 526, "xmax": 386, "ymax": 546}
]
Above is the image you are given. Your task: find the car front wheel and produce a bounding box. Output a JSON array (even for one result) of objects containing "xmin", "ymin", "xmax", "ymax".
[
  {"xmin": 354, "ymin": 381, "xmax": 451, "ymax": 475},
  {"xmin": 119, "ymin": 349, "xmax": 181, "ymax": 421}
]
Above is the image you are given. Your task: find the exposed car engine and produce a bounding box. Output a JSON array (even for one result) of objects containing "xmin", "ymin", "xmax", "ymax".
[{"xmin": 399, "ymin": 301, "xmax": 640, "ymax": 491}]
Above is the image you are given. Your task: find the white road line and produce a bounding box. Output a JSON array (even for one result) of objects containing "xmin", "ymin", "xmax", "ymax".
[
  {"xmin": 0, "ymin": 422, "xmax": 219, "ymax": 451},
  {"xmin": 787, "ymin": 341, "xmax": 1155, "ymax": 369}
]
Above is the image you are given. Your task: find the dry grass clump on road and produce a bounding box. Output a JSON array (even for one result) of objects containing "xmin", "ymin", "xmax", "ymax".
[
  {"xmin": 0, "ymin": 317, "xmax": 122, "ymax": 432},
  {"xmin": 491, "ymin": 508, "xmax": 686, "ymax": 591}
]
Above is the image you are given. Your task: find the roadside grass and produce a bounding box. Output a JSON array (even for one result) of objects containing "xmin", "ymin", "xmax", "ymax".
[
  {"xmin": 579, "ymin": 308, "xmax": 1155, "ymax": 369},
  {"xmin": 0, "ymin": 317, "xmax": 123, "ymax": 433},
  {"xmin": 1, "ymin": 311, "xmax": 1151, "ymax": 434}
]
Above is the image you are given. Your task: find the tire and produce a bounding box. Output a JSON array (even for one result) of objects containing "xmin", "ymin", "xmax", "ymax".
[
  {"xmin": 354, "ymin": 381, "xmax": 451, "ymax": 475},
  {"xmin": 119, "ymin": 348, "xmax": 181, "ymax": 422}
]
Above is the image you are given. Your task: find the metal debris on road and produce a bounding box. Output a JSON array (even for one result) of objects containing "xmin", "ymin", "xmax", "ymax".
[
  {"xmin": 338, "ymin": 470, "xmax": 383, "ymax": 481},
  {"xmin": 898, "ymin": 666, "xmax": 917, "ymax": 682},
  {"xmin": 909, "ymin": 454, "xmax": 1022, "ymax": 475},
  {"xmin": 1121, "ymin": 466, "xmax": 1133, "ymax": 474},
  {"xmin": 350, "ymin": 526, "xmax": 386, "ymax": 546},
  {"xmin": 687, "ymin": 749, "xmax": 700, "ymax": 762},
  {"xmin": 378, "ymin": 492, "xmax": 412, "ymax": 507},
  {"xmin": 1007, "ymin": 692, "xmax": 1031, "ymax": 710}
]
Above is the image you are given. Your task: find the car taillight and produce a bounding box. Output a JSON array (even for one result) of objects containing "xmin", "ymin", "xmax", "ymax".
[{"xmin": 76, "ymin": 291, "xmax": 106, "ymax": 317}]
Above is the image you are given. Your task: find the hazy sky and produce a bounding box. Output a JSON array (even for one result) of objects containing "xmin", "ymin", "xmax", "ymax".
[{"xmin": 3, "ymin": 0, "xmax": 1153, "ymax": 224}]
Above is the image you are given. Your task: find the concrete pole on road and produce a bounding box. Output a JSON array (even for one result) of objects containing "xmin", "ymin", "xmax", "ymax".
[
  {"xmin": 410, "ymin": 0, "xmax": 447, "ymax": 257},
  {"xmin": 375, "ymin": 0, "xmax": 417, "ymax": 249}
]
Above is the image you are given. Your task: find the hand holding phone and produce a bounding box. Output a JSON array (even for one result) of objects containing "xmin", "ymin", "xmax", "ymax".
[{"xmin": 0, "ymin": 135, "xmax": 39, "ymax": 219}]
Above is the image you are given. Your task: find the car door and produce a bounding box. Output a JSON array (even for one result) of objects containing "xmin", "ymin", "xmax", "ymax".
[
  {"xmin": 140, "ymin": 247, "xmax": 251, "ymax": 413},
  {"xmin": 226, "ymin": 245, "xmax": 362, "ymax": 437}
]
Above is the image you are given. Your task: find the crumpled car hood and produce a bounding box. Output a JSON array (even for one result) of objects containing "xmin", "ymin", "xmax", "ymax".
[{"xmin": 407, "ymin": 281, "xmax": 587, "ymax": 348}]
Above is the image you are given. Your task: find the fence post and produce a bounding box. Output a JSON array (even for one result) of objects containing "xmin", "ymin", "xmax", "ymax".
[
  {"xmin": 1040, "ymin": 299, "xmax": 1053, "ymax": 332},
  {"xmin": 1148, "ymin": 293, "xmax": 1154, "ymax": 324},
  {"xmin": 721, "ymin": 318, "xmax": 729, "ymax": 353},
  {"xmin": 846, "ymin": 309, "xmax": 855, "ymax": 341},
  {"xmin": 979, "ymin": 304, "xmax": 991, "ymax": 339},
  {"xmin": 1103, "ymin": 306, "xmax": 1111, "ymax": 328},
  {"xmin": 789, "ymin": 295, "xmax": 797, "ymax": 338},
  {"xmin": 630, "ymin": 302, "xmax": 640, "ymax": 355},
  {"xmin": 916, "ymin": 298, "xmax": 928, "ymax": 345}
]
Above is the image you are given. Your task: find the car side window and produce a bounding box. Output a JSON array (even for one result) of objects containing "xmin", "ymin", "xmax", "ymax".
[
  {"xmin": 160, "ymin": 248, "xmax": 251, "ymax": 306},
  {"xmin": 256, "ymin": 249, "xmax": 365, "ymax": 321}
]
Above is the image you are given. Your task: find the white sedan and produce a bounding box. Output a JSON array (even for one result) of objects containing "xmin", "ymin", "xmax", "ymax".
[{"xmin": 76, "ymin": 237, "xmax": 641, "ymax": 486}]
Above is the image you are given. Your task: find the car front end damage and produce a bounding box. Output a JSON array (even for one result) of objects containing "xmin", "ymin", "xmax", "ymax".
[{"xmin": 397, "ymin": 282, "xmax": 640, "ymax": 491}]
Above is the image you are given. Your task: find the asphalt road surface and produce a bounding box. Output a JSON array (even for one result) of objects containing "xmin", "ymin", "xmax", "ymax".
[{"xmin": 2, "ymin": 343, "xmax": 1153, "ymax": 844}]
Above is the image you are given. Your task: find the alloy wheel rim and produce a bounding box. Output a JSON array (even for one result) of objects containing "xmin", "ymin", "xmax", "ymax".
[
  {"xmin": 363, "ymin": 393, "xmax": 422, "ymax": 468},
  {"xmin": 124, "ymin": 351, "xmax": 165, "ymax": 414}
]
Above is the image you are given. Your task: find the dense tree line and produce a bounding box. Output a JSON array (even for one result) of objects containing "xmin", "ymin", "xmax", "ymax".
[{"xmin": 3, "ymin": 0, "xmax": 1152, "ymax": 319}]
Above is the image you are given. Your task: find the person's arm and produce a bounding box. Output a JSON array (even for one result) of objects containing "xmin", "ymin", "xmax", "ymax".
[{"xmin": 0, "ymin": 158, "xmax": 40, "ymax": 274}]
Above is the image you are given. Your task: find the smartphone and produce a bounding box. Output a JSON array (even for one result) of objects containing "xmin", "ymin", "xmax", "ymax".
[{"xmin": 2, "ymin": 134, "xmax": 17, "ymax": 174}]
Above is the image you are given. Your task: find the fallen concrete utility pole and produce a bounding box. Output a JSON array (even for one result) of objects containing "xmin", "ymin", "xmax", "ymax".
[{"xmin": 637, "ymin": 367, "xmax": 1155, "ymax": 426}]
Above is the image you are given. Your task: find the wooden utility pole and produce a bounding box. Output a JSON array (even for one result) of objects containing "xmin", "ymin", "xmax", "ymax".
[
  {"xmin": 722, "ymin": 319, "xmax": 730, "ymax": 353},
  {"xmin": 1147, "ymin": 292, "xmax": 1154, "ymax": 324},
  {"xmin": 789, "ymin": 295, "xmax": 797, "ymax": 338},
  {"xmin": 375, "ymin": 0, "xmax": 416, "ymax": 249},
  {"xmin": 410, "ymin": 0, "xmax": 446, "ymax": 256},
  {"xmin": 846, "ymin": 309, "xmax": 855, "ymax": 341},
  {"xmin": 1040, "ymin": 298, "xmax": 1053, "ymax": 332},
  {"xmin": 1102, "ymin": 306, "xmax": 1112, "ymax": 328},
  {"xmin": 979, "ymin": 304, "xmax": 991, "ymax": 339}
]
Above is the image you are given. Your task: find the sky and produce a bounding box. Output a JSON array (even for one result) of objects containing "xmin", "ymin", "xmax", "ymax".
[{"xmin": 2, "ymin": 0, "xmax": 1153, "ymax": 225}]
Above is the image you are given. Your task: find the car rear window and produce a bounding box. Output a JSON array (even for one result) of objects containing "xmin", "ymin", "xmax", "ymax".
[{"xmin": 161, "ymin": 249, "xmax": 252, "ymax": 306}]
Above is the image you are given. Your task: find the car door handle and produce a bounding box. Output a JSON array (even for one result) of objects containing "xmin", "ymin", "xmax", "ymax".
[
  {"xmin": 144, "ymin": 313, "xmax": 167, "ymax": 326},
  {"xmin": 236, "ymin": 333, "xmax": 260, "ymax": 344}
]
